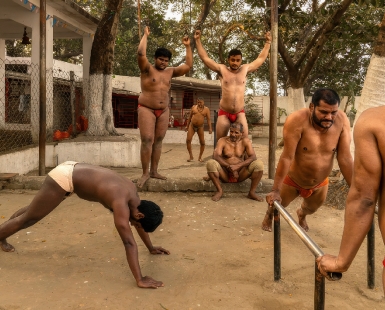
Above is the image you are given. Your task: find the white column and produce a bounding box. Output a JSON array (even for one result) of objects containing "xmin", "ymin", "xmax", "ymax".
[
  {"xmin": 0, "ymin": 39, "xmax": 5, "ymax": 129},
  {"xmin": 30, "ymin": 16, "xmax": 40, "ymax": 143},
  {"xmin": 82, "ymin": 35, "xmax": 92, "ymax": 118}
]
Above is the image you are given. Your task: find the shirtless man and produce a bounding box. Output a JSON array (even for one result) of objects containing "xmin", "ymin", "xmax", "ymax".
[
  {"xmin": 185, "ymin": 98, "xmax": 212, "ymax": 162},
  {"xmin": 205, "ymin": 122, "xmax": 264, "ymax": 202},
  {"xmin": 317, "ymin": 106, "xmax": 385, "ymax": 295},
  {"xmin": 137, "ymin": 26, "xmax": 192, "ymax": 187},
  {"xmin": 0, "ymin": 162, "xmax": 169, "ymax": 289},
  {"xmin": 194, "ymin": 29, "xmax": 271, "ymax": 140},
  {"xmin": 262, "ymin": 88, "xmax": 353, "ymax": 232}
]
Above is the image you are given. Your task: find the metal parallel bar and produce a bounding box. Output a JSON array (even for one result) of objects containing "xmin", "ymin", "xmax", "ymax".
[
  {"xmin": 314, "ymin": 262, "xmax": 325, "ymax": 310},
  {"xmin": 273, "ymin": 201, "xmax": 342, "ymax": 280},
  {"xmin": 367, "ymin": 220, "xmax": 375, "ymax": 289},
  {"xmin": 272, "ymin": 201, "xmax": 342, "ymax": 310},
  {"xmin": 39, "ymin": 0, "xmax": 46, "ymax": 176},
  {"xmin": 274, "ymin": 208, "xmax": 281, "ymax": 281}
]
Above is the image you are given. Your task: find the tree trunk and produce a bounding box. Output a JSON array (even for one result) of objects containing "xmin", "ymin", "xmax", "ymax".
[
  {"xmin": 351, "ymin": 13, "xmax": 385, "ymax": 155},
  {"xmin": 287, "ymin": 87, "xmax": 306, "ymax": 112},
  {"xmin": 86, "ymin": 0, "xmax": 123, "ymax": 136}
]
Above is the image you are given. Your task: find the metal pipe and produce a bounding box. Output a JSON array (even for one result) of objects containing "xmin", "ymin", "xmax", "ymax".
[
  {"xmin": 39, "ymin": 0, "xmax": 46, "ymax": 176},
  {"xmin": 273, "ymin": 208, "xmax": 281, "ymax": 281},
  {"xmin": 273, "ymin": 201, "xmax": 342, "ymax": 281},
  {"xmin": 367, "ymin": 220, "xmax": 375, "ymax": 289},
  {"xmin": 314, "ymin": 261, "xmax": 325, "ymax": 310}
]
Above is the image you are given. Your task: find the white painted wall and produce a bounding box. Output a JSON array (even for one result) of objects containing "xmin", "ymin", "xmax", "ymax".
[{"xmin": 0, "ymin": 136, "xmax": 141, "ymax": 174}]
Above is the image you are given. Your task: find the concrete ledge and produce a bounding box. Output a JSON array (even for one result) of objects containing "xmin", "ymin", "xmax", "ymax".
[
  {"xmin": 139, "ymin": 177, "xmax": 273, "ymax": 193},
  {"xmin": 2, "ymin": 175, "xmax": 274, "ymax": 193}
]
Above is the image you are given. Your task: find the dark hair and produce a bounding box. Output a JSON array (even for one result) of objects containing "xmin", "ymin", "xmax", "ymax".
[
  {"xmin": 311, "ymin": 89, "xmax": 340, "ymax": 107},
  {"xmin": 154, "ymin": 48, "xmax": 172, "ymax": 60},
  {"xmin": 230, "ymin": 122, "xmax": 243, "ymax": 133},
  {"xmin": 137, "ymin": 200, "xmax": 163, "ymax": 232},
  {"xmin": 228, "ymin": 49, "xmax": 242, "ymax": 58}
]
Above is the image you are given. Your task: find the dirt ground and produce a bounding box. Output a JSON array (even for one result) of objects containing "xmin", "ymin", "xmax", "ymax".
[{"xmin": 0, "ymin": 138, "xmax": 384, "ymax": 309}]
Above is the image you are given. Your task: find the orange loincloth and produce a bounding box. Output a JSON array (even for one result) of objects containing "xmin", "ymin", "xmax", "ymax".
[{"xmin": 283, "ymin": 175, "xmax": 329, "ymax": 198}]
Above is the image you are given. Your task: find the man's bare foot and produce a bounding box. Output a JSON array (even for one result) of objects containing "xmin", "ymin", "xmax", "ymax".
[
  {"xmin": 150, "ymin": 172, "xmax": 167, "ymax": 180},
  {"xmin": 247, "ymin": 192, "xmax": 264, "ymax": 201},
  {"xmin": 296, "ymin": 207, "xmax": 309, "ymax": 231},
  {"xmin": 187, "ymin": 158, "xmax": 194, "ymax": 162},
  {"xmin": 211, "ymin": 191, "xmax": 223, "ymax": 201},
  {"xmin": 0, "ymin": 240, "xmax": 15, "ymax": 252},
  {"xmin": 137, "ymin": 173, "xmax": 150, "ymax": 188},
  {"xmin": 262, "ymin": 211, "xmax": 273, "ymax": 232},
  {"xmin": 203, "ymin": 175, "xmax": 210, "ymax": 181},
  {"xmin": 198, "ymin": 158, "xmax": 204, "ymax": 162}
]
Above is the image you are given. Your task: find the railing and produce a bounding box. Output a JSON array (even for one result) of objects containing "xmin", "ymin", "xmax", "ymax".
[{"xmin": 272, "ymin": 201, "xmax": 342, "ymax": 310}]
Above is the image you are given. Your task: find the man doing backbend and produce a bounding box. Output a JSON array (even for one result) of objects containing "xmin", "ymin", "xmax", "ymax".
[
  {"xmin": 205, "ymin": 122, "xmax": 264, "ymax": 202},
  {"xmin": 262, "ymin": 88, "xmax": 353, "ymax": 232},
  {"xmin": 0, "ymin": 162, "xmax": 169, "ymax": 289},
  {"xmin": 137, "ymin": 26, "xmax": 192, "ymax": 187},
  {"xmin": 185, "ymin": 97, "xmax": 212, "ymax": 162},
  {"xmin": 317, "ymin": 106, "xmax": 385, "ymax": 295},
  {"xmin": 194, "ymin": 29, "xmax": 271, "ymax": 140}
]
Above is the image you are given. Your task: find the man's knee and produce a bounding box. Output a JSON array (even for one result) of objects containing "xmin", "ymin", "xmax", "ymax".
[
  {"xmin": 248, "ymin": 159, "xmax": 264, "ymax": 174},
  {"xmin": 206, "ymin": 159, "xmax": 221, "ymax": 173},
  {"xmin": 186, "ymin": 138, "xmax": 192, "ymax": 144},
  {"xmin": 141, "ymin": 136, "xmax": 154, "ymax": 146}
]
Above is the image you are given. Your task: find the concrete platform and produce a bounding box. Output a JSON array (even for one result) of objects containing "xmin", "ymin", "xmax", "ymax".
[{"xmin": 1, "ymin": 140, "xmax": 274, "ymax": 194}]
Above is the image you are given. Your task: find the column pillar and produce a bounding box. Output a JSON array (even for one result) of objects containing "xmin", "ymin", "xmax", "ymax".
[{"xmin": 82, "ymin": 35, "xmax": 92, "ymax": 117}]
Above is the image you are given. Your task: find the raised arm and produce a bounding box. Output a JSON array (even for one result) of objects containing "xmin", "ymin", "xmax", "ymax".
[
  {"xmin": 137, "ymin": 26, "xmax": 151, "ymax": 73},
  {"xmin": 194, "ymin": 30, "xmax": 222, "ymax": 73},
  {"xmin": 266, "ymin": 112, "xmax": 301, "ymax": 205},
  {"xmin": 173, "ymin": 36, "xmax": 193, "ymax": 77},
  {"xmin": 336, "ymin": 112, "xmax": 353, "ymax": 186},
  {"xmin": 317, "ymin": 110, "xmax": 382, "ymax": 276},
  {"xmin": 247, "ymin": 31, "xmax": 271, "ymax": 73}
]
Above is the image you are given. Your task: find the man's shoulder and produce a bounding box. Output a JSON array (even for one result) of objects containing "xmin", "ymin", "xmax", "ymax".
[{"xmin": 286, "ymin": 108, "xmax": 309, "ymax": 124}]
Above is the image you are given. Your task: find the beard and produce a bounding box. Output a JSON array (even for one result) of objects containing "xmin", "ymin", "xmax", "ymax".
[{"xmin": 312, "ymin": 111, "xmax": 333, "ymax": 129}]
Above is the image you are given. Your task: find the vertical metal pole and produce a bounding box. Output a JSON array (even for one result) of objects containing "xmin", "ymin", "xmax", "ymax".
[
  {"xmin": 213, "ymin": 110, "xmax": 217, "ymax": 149},
  {"xmin": 367, "ymin": 220, "xmax": 375, "ymax": 289},
  {"xmin": 70, "ymin": 71, "xmax": 76, "ymax": 137},
  {"xmin": 268, "ymin": 0, "xmax": 278, "ymax": 179},
  {"xmin": 274, "ymin": 208, "xmax": 281, "ymax": 281},
  {"xmin": 39, "ymin": 0, "xmax": 46, "ymax": 176},
  {"xmin": 314, "ymin": 262, "xmax": 325, "ymax": 310}
]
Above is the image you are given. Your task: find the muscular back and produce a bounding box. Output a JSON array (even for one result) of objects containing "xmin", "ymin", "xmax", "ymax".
[
  {"xmin": 218, "ymin": 65, "xmax": 249, "ymax": 114},
  {"xmin": 139, "ymin": 66, "xmax": 174, "ymax": 110},
  {"xmin": 286, "ymin": 109, "xmax": 348, "ymax": 187},
  {"xmin": 72, "ymin": 164, "xmax": 138, "ymax": 211}
]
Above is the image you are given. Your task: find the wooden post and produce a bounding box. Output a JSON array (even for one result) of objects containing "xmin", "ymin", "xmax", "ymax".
[{"xmin": 268, "ymin": 0, "xmax": 278, "ymax": 179}]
